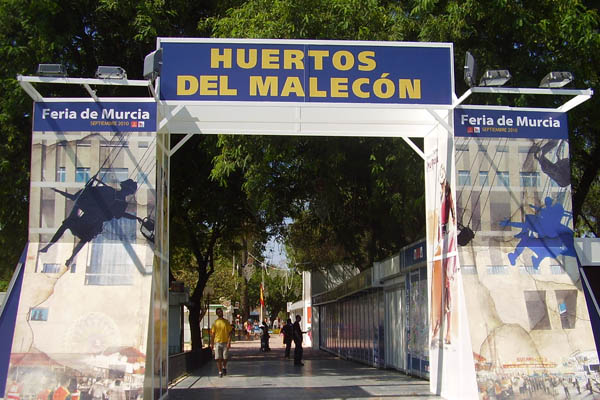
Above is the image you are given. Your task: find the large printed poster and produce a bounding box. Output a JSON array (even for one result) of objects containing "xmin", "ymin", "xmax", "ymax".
[
  {"xmin": 425, "ymin": 121, "xmax": 478, "ymax": 399},
  {"xmin": 455, "ymin": 108, "xmax": 598, "ymax": 399},
  {"xmin": 3, "ymin": 102, "xmax": 156, "ymax": 400}
]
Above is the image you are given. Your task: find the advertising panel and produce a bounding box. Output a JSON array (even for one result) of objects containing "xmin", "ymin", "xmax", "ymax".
[
  {"xmin": 454, "ymin": 107, "xmax": 597, "ymax": 399},
  {"xmin": 3, "ymin": 102, "xmax": 156, "ymax": 400},
  {"xmin": 425, "ymin": 121, "xmax": 478, "ymax": 399},
  {"xmin": 159, "ymin": 39, "xmax": 453, "ymax": 105}
]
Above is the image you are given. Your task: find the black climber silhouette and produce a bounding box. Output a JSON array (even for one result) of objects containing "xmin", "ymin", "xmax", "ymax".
[
  {"xmin": 40, "ymin": 177, "xmax": 142, "ymax": 267},
  {"xmin": 534, "ymin": 140, "xmax": 571, "ymax": 187}
]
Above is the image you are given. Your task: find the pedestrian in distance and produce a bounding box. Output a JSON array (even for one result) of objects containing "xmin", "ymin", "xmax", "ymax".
[
  {"xmin": 293, "ymin": 315, "xmax": 305, "ymax": 366},
  {"xmin": 281, "ymin": 318, "xmax": 293, "ymax": 359},
  {"xmin": 260, "ymin": 320, "xmax": 271, "ymax": 352},
  {"xmin": 210, "ymin": 308, "xmax": 233, "ymax": 377}
]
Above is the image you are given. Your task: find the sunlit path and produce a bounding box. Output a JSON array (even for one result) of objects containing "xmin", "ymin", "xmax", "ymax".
[{"xmin": 169, "ymin": 338, "xmax": 441, "ymax": 399}]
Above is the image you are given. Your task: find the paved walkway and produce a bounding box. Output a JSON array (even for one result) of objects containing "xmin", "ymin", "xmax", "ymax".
[{"xmin": 169, "ymin": 337, "xmax": 441, "ymax": 399}]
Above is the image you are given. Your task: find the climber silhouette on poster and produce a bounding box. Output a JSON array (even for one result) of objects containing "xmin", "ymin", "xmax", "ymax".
[
  {"xmin": 501, "ymin": 196, "xmax": 575, "ymax": 269},
  {"xmin": 40, "ymin": 176, "xmax": 143, "ymax": 267}
]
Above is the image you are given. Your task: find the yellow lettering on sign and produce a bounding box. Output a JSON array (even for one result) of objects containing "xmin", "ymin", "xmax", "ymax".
[
  {"xmin": 352, "ymin": 78, "xmax": 370, "ymax": 98},
  {"xmin": 357, "ymin": 51, "xmax": 376, "ymax": 71},
  {"xmin": 249, "ymin": 76, "xmax": 278, "ymax": 96},
  {"xmin": 281, "ymin": 77, "xmax": 304, "ymax": 97},
  {"xmin": 330, "ymin": 78, "xmax": 349, "ymax": 97},
  {"xmin": 262, "ymin": 49, "xmax": 280, "ymax": 69},
  {"xmin": 177, "ymin": 75, "xmax": 199, "ymax": 95},
  {"xmin": 332, "ymin": 50, "xmax": 354, "ymax": 71},
  {"xmin": 237, "ymin": 49, "xmax": 257, "ymax": 69},
  {"xmin": 219, "ymin": 76, "xmax": 237, "ymax": 95},
  {"xmin": 199, "ymin": 75, "xmax": 218, "ymax": 95},
  {"xmin": 284, "ymin": 49, "xmax": 305, "ymax": 70},
  {"xmin": 309, "ymin": 77, "xmax": 326, "ymax": 97},
  {"xmin": 211, "ymin": 48, "xmax": 232, "ymax": 68},
  {"xmin": 399, "ymin": 79, "xmax": 421, "ymax": 99},
  {"xmin": 308, "ymin": 50, "xmax": 329, "ymax": 70}
]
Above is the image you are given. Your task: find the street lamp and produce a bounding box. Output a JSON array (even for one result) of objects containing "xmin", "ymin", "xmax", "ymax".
[
  {"xmin": 37, "ymin": 64, "xmax": 66, "ymax": 77},
  {"xmin": 479, "ymin": 69, "xmax": 512, "ymax": 87},
  {"xmin": 539, "ymin": 71, "xmax": 574, "ymax": 88},
  {"xmin": 463, "ymin": 51, "xmax": 512, "ymax": 87},
  {"xmin": 95, "ymin": 66, "xmax": 127, "ymax": 80}
]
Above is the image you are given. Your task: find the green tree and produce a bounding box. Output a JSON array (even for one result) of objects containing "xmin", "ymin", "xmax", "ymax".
[{"xmin": 0, "ymin": 0, "xmax": 227, "ymax": 288}]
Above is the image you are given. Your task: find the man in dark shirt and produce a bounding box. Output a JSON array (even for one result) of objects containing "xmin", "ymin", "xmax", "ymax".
[
  {"xmin": 281, "ymin": 318, "xmax": 293, "ymax": 358},
  {"xmin": 293, "ymin": 315, "xmax": 304, "ymax": 366}
]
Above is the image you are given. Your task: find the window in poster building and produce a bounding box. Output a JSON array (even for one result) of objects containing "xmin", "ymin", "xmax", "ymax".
[
  {"xmin": 496, "ymin": 145, "xmax": 509, "ymax": 153},
  {"xmin": 479, "ymin": 171, "xmax": 489, "ymax": 186},
  {"xmin": 461, "ymin": 265, "xmax": 477, "ymax": 275},
  {"xmin": 85, "ymin": 218, "xmax": 135, "ymax": 286},
  {"xmin": 477, "ymin": 144, "xmax": 488, "ymax": 153},
  {"xmin": 487, "ymin": 265, "xmax": 508, "ymax": 275},
  {"xmin": 99, "ymin": 167, "xmax": 129, "ymax": 183},
  {"xmin": 458, "ymin": 170, "xmax": 471, "ymax": 186},
  {"xmin": 41, "ymin": 263, "xmax": 61, "ymax": 273},
  {"xmin": 520, "ymin": 172, "xmax": 540, "ymax": 187},
  {"xmin": 56, "ymin": 166, "xmax": 66, "ymax": 182},
  {"xmin": 519, "ymin": 266, "xmax": 541, "ymax": 275},
  {"xmin": 490, "ymin": 192, "xmax": 511, "ymax": 231},
  {"xmin": 524, "ymin": 290, "xmax": 551, "ymax": 330},
  {"xmin": 41, "ymin": 188, "xmax": 55, "ymax": 228},
  {"xmin": 29, "ymin": 307, "xmax": 49, "ymax": 321},
  {"xmin": 75, "ymin": 167, "xmax": 91, "ymax": 183},
  {"xmin": 550, "ymin": 264, "xmax": 566, "ymax": 275},
  {"xmin": 470, "ymin": 192, "xmax": 482, "ymax": 231},
  {"xmin": 137, "ymin": 171, "xmax": 152, "ymax": 187},
  {"xmin": 496, "ymin": 171, "xmax": 509, "ymax": 187},
  {"xmin": 555, "ymin": 290, "xmax": 577, "ymax": 329}
]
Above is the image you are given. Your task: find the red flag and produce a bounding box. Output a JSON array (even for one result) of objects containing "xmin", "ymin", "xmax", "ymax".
[{"xmin": 260, "ymin": 283, "xmax": 265, "ymax": 307}]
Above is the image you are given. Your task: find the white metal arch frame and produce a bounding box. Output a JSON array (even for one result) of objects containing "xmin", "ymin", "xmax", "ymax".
[{"xmin": 17, "ymin": 38, "xmax": 593, "ymax": 400}]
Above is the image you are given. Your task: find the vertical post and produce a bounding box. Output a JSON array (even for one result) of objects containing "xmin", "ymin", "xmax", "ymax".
[{"xmin": 207, "ymin": 296, "xmax": 210, "ymax": 348}]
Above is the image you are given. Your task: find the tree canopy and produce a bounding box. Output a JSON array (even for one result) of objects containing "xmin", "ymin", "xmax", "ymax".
[{"xmin": 0, "ymin": 0, "xmax": 599, "ymax": 306}]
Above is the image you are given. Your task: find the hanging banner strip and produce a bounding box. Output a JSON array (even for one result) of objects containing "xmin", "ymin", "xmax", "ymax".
[{"xmin": 33, "ymin": 101, "xmax": 156, "ymax": 132}]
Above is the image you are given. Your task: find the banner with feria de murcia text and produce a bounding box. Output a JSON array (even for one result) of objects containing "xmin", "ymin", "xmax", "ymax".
[
  {"xmin": 159, "ymin": 39, "xmax": 453, "ymax": 105},
  {"xmin": 453, "ymin": 107, "xmax": 597, "ymax": 399},
  {"xmin": 3, "ymin": 101, "xmax": 157, "ymax": 400}
]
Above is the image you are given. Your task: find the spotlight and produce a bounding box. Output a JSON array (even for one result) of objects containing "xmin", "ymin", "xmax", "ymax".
[
  {"xmin": 95, "ymin": 66, "xmax": 127, "ymax": 80},
  {"xmin": 479, "ymin": 70, "xmax": 512, "ymax": 87},
  {"xmin": 143, "ymin": 48, "xmax": 162, "ymax": 81},
  {"xmin": 37, "ymin": 64, "xmax": 67, "ymax": 77},
  {"xmin": 464, "ymin": 51, "xmax": 477, "ymax": 88},
  {"xmin": 539, "ymin": 71, "xmax": 573, "ymax": 88}
]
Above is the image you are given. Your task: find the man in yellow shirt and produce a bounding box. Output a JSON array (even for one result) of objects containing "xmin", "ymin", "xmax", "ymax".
[{"xmin": 210, "ymin": 307, "xmax": 233, "ymax": 377}]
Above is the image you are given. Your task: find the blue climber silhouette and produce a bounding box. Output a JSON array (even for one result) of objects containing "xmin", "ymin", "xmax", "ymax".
[{"xmin": 500, "ymin": 197, "xmax": 575, "ymax": 269}]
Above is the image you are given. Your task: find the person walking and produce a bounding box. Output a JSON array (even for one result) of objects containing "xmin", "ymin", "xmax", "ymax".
[
  {"xmin": 260, "ymin": 320, "xmax": 271, "ymax": 352},
  {"xmin": 210, "ymin": 308, "xmax": 233, "ymax": 377},
  {"xmin": 281, "ymin": 318, "xmax": 293, "ymax": 358},
  {"xmin": 293, "ymin": 315, "xmax": 304, "ymax": 366}
]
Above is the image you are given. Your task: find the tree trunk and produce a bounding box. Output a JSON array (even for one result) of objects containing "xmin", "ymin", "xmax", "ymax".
[
  {"xmin": 188, "ymin": 303, "xmax": 205, "ymax": 351},
  {"xmin": 239, "ymin": 238, "xmax": 250, "ymax": 321}
]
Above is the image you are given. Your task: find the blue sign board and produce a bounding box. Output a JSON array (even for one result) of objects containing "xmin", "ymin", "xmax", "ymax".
[
  {"xmin": 159, "ymin": 40, "xmax": 453, "ymax": 105},
  {"xmin": 34, "ymin": 102, "xmax": 156, "ymax": 132},
  {"xmin": 454, "ymin": 108, "xmax": 568, "ymax": 139}
]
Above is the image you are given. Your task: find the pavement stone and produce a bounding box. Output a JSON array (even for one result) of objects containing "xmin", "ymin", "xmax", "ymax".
[{"xmin": 169, "ymin": 337, "xmax": 442, "ymax": 400}]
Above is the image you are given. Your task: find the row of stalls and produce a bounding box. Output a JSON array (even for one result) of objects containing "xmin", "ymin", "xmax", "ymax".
[{"xmin": 312, "ymin": 239, "xmax": 429, "ymax": 379}]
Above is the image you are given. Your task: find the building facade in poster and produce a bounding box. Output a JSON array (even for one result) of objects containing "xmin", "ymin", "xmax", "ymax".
[
  {"xmin": 454, "ymin": 108, "xmax": 597, "ymax": 399},
  {"xmin": 3, "ymin": 101, "xmax": 157, "ymax": 400}
]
